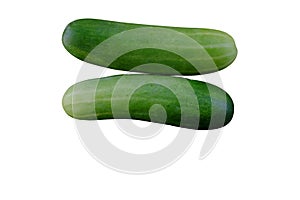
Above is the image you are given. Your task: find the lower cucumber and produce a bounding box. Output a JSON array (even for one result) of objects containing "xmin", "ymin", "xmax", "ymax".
[{"xmin": 62, "ymin": 75, "xmax": 234, "ymax": 130}]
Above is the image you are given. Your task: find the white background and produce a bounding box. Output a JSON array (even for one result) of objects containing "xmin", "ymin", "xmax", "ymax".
[{"xmin": 1, "ymin": 0, "xmax": 300, "ymax": 199}]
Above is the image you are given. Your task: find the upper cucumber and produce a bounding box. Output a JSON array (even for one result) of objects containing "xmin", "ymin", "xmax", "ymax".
[{"xmin": 62, "ymin": 19, "xmax": 237, "ymax": 75}]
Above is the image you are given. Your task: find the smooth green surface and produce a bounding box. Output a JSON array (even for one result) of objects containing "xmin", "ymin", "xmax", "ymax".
[
  {"xmin": 62, "ymin": 19, "xmax": 237, "ymax": 75},
  {"xmin": 62, "ymin": 75, "xmax": 234, "ymax": 130}
]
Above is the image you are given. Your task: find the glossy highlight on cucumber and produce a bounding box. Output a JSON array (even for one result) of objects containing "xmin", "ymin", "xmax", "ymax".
[
  {"xmin": 62, "ymin": 74, "xmax": 234, "ymax": 130},
  {"xmin": 62, "ymin": 19, "xmax": 237, "ymax": 75}
]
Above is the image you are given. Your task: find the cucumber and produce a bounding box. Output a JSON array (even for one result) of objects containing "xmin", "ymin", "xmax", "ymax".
[
  {"xmin": 62, "ymin": 19, "xmax": 237, "ymax": 75},
  {"xmin": 62, "ymin": 74, "xmax": 234, "ymax": 130}
]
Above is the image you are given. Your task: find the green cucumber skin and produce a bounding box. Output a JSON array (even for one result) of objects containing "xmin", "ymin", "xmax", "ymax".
[
  {"xmin": 62, "ymin": 75, "xmax": 234, "ymax": 130},
  {"xmin": 62, "ymin": 19, "xmax": 237, "ymax": 75}
]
